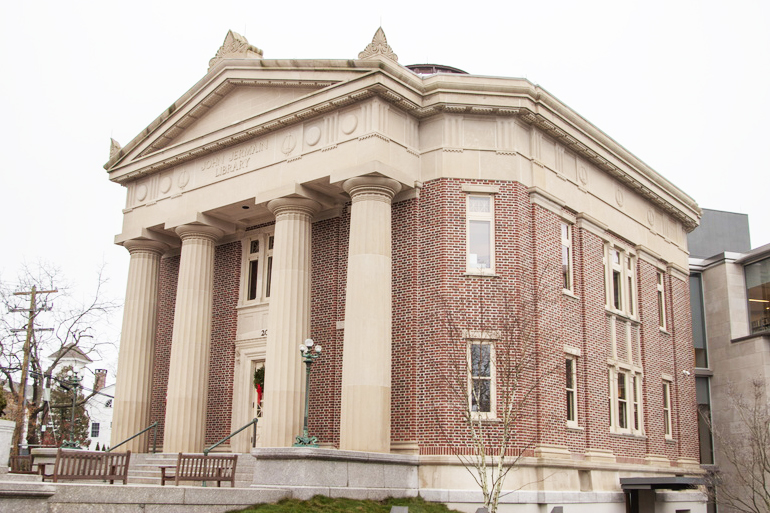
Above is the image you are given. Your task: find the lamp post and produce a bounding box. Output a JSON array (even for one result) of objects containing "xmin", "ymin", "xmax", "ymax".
[
  {"xmin": 293, "ymin": 338, "xmax": 321, "ymax": 447},
  {"xmin": 61, "ymin": 370, "xmax": 82, "ymax": 449}
]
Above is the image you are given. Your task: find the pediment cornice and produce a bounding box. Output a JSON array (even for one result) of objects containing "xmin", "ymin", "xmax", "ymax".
[{"xmin": 136, "ymin": 78, "xmax": 337, "ymax": 157}]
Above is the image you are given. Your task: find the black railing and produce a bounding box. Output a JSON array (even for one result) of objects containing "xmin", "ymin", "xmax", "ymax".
[
  {"xmin": 109, "ymin": 422, "xmax": 158, "ymax": 453},
  {"xmin": 203, "ymin": 418, "xmax": 258, "ymax": 456}
]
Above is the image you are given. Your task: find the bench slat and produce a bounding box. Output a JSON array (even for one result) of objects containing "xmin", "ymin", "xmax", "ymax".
[
  {"xmin": 48, "ymin": 448, "xmax": 131, "ymax": 484},
  {"xmin": 161, "ymin": 453, "xmax": 238, "ymax": 487}
]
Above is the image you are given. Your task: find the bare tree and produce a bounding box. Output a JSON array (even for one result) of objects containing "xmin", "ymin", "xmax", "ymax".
[
  {"xmin": 706, "ymin": 379, "xmax": 770, "ymax": 513},
  {"xmin": 438, "ymin": 278, "xmax": 560, "ymax": 513},
  {"xmin": 0, "ymin": 262, "xmax": 118, "ymax": 453}
]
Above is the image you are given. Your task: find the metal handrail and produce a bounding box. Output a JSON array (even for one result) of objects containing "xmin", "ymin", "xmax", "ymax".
[
  {"xmin": 109, "ymin": 422, "xmax": 158, "ymax": 453},
  {"xmin": 203, "ymin": 418, "xmax": 258, "ymax": 456}
]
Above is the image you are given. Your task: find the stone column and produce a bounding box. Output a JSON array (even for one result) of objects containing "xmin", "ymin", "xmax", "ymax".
[
  {"xmin": 163, "ymin": 224, "xmax": 223, "ymax": 453},
  {"xmin": 340, "ymin": 176, "xmax": 401, "ymax": 453},
  {"xmin": 111, "ymin": 239, "xmax": 168, "ymax": 452},
  {"xmin": 261, "ymin": 198, "xmax": 320, "ymax": 447}
]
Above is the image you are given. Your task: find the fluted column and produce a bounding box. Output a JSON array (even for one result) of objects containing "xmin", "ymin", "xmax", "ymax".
[
  {"xmin": 261, "ymin": 197, "xmax": 320, "ymax": 447},
  {"xmin": 340, "ymin": 176, "xmax": 401, "ymax": 453},
  {"xmin": 111, "ymin": 239, "xmax": 168, "ymax": 452},
  {"xmin": 163, "ymin": 224, "xmax": 223, "ymax": 453}
]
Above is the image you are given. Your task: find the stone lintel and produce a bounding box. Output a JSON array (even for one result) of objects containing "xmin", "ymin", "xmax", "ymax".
[
  {"xmin": 164, "ymin": 212, "xmax": 236, "ymax": 236},
  {"xmin": 331, "ymin": 161, "xmax": 412, "ymax": 192}
]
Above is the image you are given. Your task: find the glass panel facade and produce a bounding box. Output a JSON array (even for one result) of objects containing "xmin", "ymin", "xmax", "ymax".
[
  {"xmin": 696, "ymin": 376, "xmax": 714, "ymax": 464},
  {"xmin": 746, "ymin": 257, "xmax": 770, "ymax": 334},
  {"xmin": 690, "ymin": 273, "xmax": 708, "ymax": 367}
]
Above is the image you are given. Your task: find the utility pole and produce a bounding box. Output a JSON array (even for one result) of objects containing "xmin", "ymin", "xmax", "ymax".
[{"xmin": 10, "ymin": 285, "xmax": 56, "ymax": 456}]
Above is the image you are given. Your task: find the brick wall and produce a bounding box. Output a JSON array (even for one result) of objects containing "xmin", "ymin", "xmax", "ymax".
[
  {"xmin": 150, "ymin": 255, "xmax": 179, "ymax": 445},
  {"xmin": 146, "ymin": 176, "xmax": 699, "ymax": 465},
  {"xmin": 205, "ymin": 241, "xmax": 240, "ymax": 444}
]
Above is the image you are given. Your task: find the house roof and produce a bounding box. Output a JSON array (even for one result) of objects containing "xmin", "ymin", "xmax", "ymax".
[{"xmin": 48, "ymin": 344, "xmax": 93, "ymax": 363}]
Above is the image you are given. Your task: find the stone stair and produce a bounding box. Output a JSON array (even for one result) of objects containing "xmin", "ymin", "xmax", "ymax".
[{"xmin": 128, "ymin": 452, "xmax": 255, "ymax": 487}]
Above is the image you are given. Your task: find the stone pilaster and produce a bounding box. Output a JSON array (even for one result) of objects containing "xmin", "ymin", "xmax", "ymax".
[
  {"xmin": 261, "ymin": 198, "xmax": 320, "ymax": 447},
  {"xmin": 340, "ymin": 176, "xmax": 401, "ymax": 453},
  {"xmin": 111, "ymin": 239, "xmax": 168, "ymax": 452},
  {"xmin": 163, "ymin": 224, "xmax": 223, "ymax": 453}
]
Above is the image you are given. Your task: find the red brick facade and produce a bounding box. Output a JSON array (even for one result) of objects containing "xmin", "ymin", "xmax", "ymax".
[{"xmin": 151, "ymin": 177, "xmax": 698, "ymax": 463}]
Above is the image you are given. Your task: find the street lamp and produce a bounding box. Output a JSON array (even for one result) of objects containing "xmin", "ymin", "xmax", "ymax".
[
  {"xmin": 61, "ymin": 369, "xmax": 82, "ymax": 449},
  {"xmin": 293, "ymin": 338, "xmax": 321, "ymax": 447}
]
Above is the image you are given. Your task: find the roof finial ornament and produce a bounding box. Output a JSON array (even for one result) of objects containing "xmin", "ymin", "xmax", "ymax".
[
  {"xmin": 358, "ymin": 27, "xmax": 398, "ymax": 62},
  {"xmin": 109, "ymin": 138, "xmax": 122, "ymax": 159},
  {"xmin": 208, "ymin": 30, "xmax": 263, "ymax": 72}
]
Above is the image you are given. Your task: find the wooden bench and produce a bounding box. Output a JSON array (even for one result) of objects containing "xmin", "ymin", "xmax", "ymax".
[
  {"xmin": 159, "ymin": 453, "xmax": 238, "ymax": 487},
  {"xmin": 40, "ymin": 448, "xmax": 131, "ymax": 484}
]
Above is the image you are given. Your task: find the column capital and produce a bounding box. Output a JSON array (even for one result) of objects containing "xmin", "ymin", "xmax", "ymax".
[
  {"xmin": 267, "ymin": 197, "xmax": 321, "ymax": 218},
  {"xmin": 174, "ymin": 224, "xmax": 224, "ymax": 242},
  {"xmin": 343, "ymin": 176, "xmax": 402, "ymax": 204},
  {"xmin": 123, "ymin": 239, "xmax": 169, "ymax": 256}
]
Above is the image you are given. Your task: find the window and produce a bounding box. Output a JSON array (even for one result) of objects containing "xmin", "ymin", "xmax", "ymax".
[
  {"xmin": 745, "ymin": 257, "xmax": 770, "ymax": 334},
  {"xmin": 566, "ymin": 356, "xmax": 578, "ymax": 427},
  {"xmin": 91, "ymin": 422, "xmax": 100, "ymax": 438},
  {"xmin": 609, "ymin": 367, "xmax": 643, "ymax": 435},
  {"xmin": 663, "ymin": 381, "xmax": 673, "ymax": 438},
  {"xmin": 696, "ymin": 376, "xmax": 714, "ymax": 464},
  {"xmin": 605, "ymin": 246, "xmax": 636, "ymax": 316},
  {"xmin": 631, "ymin": 374, "xmax": 641, "ymax": 431},
  {"xmin": 690, "ymin": 273, "xmax": 708, "ymax": 368},
  {"xmin": 469, "ymin": 341, "xmax": 494, "ymax": 415},
  {"xmin": 105, "ymin": 399, "xmax": 112, "ymax": 408},
  {"xmin": 243, "ymin": 231, "xmax": 275, "ymax": 303},
  {"xmin": 617, "ymin": 371, "xmax": 629, "ymax": 429},
  {"xmin": 466, "ymin": 195, "xmax": 494, "ymax": 274},
  {"xmin": 561, "ymin": 223, "xmax": 573, "ymax": 292},
  {"xmin": 657, "ymin": 272, "xmax": 667, "ymax": 330}
]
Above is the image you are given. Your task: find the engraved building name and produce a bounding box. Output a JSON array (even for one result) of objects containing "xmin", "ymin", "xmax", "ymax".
[{"xmin": 200, "ymin": 140, "xmax": 269, "ymax": 177}]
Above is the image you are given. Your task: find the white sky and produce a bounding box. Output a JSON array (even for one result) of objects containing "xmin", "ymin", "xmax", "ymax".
[{"xmin": 1, "ymin": 0, "xmax": 768, "ymax": 373}]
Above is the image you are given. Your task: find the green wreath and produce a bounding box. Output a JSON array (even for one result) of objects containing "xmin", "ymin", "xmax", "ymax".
[{"xmin": 253, "ymin": 366, "xmax": 265, "ymax": 390}]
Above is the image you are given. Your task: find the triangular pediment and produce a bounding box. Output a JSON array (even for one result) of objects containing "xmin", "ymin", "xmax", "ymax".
[
  {"xmin": 137, "ymin": 80, "xmax": 331, "ymax": 157},
  {"xmin": 155, "ymin": 84, "xmax": 321, "ymax": 152}
]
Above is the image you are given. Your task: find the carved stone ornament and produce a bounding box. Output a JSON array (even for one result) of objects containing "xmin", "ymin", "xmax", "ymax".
[
  {"xmin": 208, "ymin": 30, "xmax": 263, "ymax": 72},
  {"xmin": 358, "ymin": 27, "xmax": 398, "ymax": 62},
  {"xmin": 109, "ymin": 138, "xmax": 122, "ymax": 159}
]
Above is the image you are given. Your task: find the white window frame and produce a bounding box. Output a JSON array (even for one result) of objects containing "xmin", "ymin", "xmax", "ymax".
[
  {"xmin": 663, "ymin": 380, "xmax": 673, "ymax": 439},
  {"xmin": 241, "ymin": 228, "xmax": 275, "ymax": 304},
  {"xmin": 465, "ymin": 194, "xmax": 495, "ymax": 275},
  {"xmin": 561, "ymin": 222, "xmax": 574, "ymax": 293},
  {"xmin": 91, "ymin": 422, "xmax": 100, "ymax": 438},
  {"xmin": 657, "ymin": 272, "xmax": 667, "ymax": 330},
  {"xmin": 566, "ymin": 355, "xmax": 578, "ymax": 428},
  {"xmin": 605, "ymin": 245, "xmax": 637, "ymax": 317},
  {"xmin": 468, "ymin": 339, "xmax": 496, "ymax": 419},
  {"xmin": 609, "ymin": 366, "xmax": 644, "ymax": 435}
]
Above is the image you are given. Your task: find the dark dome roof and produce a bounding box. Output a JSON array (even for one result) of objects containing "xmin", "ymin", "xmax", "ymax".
[{"xmin": 406, "ymin": 64, "xmax": 468, "ymax": 76}]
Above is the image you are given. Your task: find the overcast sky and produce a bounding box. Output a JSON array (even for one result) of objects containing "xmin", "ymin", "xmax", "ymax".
[{"xmin": 1, "ymin": 0, "xmax": 768, "ymax": 374}]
